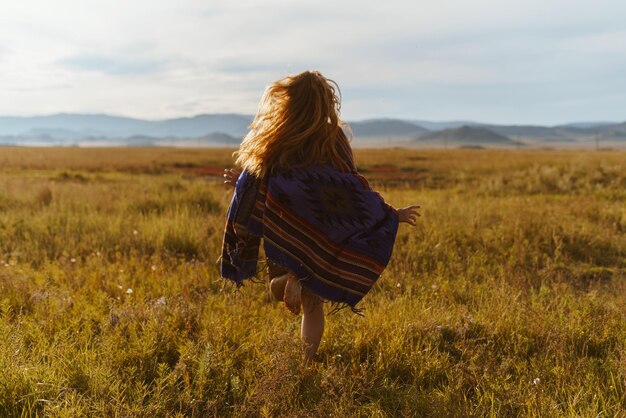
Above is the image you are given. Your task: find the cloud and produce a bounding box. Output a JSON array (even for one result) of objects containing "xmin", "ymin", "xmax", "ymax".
[
  {"xmin": 2, "ymin": 0, "xmax": 626, "ymax": 123},
  {"xmin": 58, "ymin": 48, "xmax": 168, "ymax": 76}
]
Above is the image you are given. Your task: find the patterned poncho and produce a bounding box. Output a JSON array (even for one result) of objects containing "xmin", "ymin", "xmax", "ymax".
[{"xmin": 220, "ymin": 165, "xmax": 399, "ymax": 308}]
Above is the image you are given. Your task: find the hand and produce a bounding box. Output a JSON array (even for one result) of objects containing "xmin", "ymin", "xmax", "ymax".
[
  {"xmin": 397, "ymin": 205, "xmax": 421, "ymax": 226},
  {"xmin": 223, "ymin": 168, "xmax": 241, "ymax": 188}
]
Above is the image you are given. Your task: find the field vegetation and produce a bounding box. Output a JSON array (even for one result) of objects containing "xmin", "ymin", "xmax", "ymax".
[{"xmin": 0, "ymin": 147, "xmax": 625, "ymax": 417}]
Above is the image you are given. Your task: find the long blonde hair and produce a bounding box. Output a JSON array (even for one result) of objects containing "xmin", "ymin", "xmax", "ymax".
[{"xmin": 234, "ymin": 71, "xmax": 353, "ymax": 177}]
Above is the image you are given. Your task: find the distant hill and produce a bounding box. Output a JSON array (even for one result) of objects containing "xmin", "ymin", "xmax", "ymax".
[
  {"xmin": 419, "ymin": 126, "xmax": 517, "ymax": 145},
  {"xmin": 0, "ymin": 114, "xmax": 149, "ymax": 138},
  {"xmin": 0, "ymin": 113, "xmax": 624, "ymax": 147},
  {"xmin": 196, "ymin": 132, "xmax": 241, "ymax": 145},
  {"xmin": 349, "ymin": 119, "xmax": 428, "ymax": 137},
  {"xmin": 0, "ymin": 113, "xmax": 252, "ymax": 138},
  {"xmin": 409, "ymin": 120, "xmax": 481, "ymax": 130},
  {"xmin": 561, "ymin": 122, "xmax": 616, "ymax": 129},
  {"xmin": 597, "ymin": 122, "xmax": 626, "ymax": 140},
  {"xmin": 479, "ymin": 122, "xmax": 626, "ymax": 142},
  {"xmin": 482, "ymin": 125, "xmax": 578, "ymax": 142}
]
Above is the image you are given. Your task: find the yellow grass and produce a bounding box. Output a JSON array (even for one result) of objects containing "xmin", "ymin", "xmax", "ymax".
[{"xmin": 0, "ymin": 147, "xmax": 625, "ymax": 416}]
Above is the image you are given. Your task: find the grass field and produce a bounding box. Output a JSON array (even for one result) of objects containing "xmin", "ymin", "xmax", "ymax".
[{"xmin": 0, "ymin": 147, "xmax": 625, "ymax": 417}]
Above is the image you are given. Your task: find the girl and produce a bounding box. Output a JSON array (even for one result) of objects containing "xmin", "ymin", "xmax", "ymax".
[{"xmin": 220, "ymin": 71, "xmax": 420, "ymax": 361}]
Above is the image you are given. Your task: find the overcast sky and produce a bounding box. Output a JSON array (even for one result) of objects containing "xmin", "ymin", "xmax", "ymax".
[{"xmin": 1, "ymin": 0, "xmax": 625, "ymax": 124}]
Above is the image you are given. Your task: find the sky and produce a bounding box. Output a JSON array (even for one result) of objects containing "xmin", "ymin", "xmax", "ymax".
[{"xmin": 1, "ymin": 0, "xmax": 625, "ymax": 125}]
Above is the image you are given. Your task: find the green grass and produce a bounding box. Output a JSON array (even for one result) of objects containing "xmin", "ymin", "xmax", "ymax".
[{"xmin": 0, "ymin": 148, "xmax": 625, "ymax": 417}]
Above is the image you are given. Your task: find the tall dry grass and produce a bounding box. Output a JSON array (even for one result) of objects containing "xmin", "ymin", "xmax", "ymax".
[{"xmin": 0, "ymin": 148, "xmax": 624, "ymax": 416}]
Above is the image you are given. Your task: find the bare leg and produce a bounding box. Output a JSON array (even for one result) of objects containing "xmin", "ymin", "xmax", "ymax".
[
  {"xmin": 301, "ymin": 287, "xmax": 324, "ymax": 361},
  {"xmin": 284, "ymin": 273, "xmax": 302, "ymax": 315},
  {"xmin": 269, "ymin": 273, "xmax": 288, "ymax": 301}
]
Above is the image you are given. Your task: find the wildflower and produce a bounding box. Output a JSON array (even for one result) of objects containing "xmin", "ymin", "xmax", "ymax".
[
  {"xmin": 533, "ymin": 378, "xmax": 540, "ymax": 385},
  {"xmin": 396, "ymin": 282, "xmax": 401, "ymax": 288},
  {"xmin": 126, "ymin": 288, "xmax": 133, "ymax": 295}
]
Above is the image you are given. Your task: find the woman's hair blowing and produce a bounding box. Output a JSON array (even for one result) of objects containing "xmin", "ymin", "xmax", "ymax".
[{"xmin": 234, "ymin": 71, "xmax": 353, "ymax": 177}]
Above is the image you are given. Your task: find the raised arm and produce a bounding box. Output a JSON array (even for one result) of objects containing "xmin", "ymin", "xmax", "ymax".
[
  {"xmin": 223, "ymin": 168, "xmax": 242, "ymax": 188},
  {"xmin": 396, "ymin": 205, "xmax": 421, "ymax": 226}
]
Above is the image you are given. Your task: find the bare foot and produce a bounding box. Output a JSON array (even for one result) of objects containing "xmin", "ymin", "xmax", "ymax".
[
  {"xmin": 269, "ymin": 274, "xmax": 288, "ymax": 301},
  {"xmin": 284, "ymin": 273, "xmax": 302, "ymax": 315}
]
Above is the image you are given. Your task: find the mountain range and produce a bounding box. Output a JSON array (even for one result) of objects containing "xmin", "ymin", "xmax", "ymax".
[
  {"xmin": 1, "ymin": 113, "xmax": 625, "ymax": 147},
  {"xmin": 419, "ymin": 126, "xmax": 521, "ymax": 146}
]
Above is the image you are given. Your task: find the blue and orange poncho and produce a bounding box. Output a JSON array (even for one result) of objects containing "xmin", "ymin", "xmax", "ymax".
[{"xmin": 220, "ymin": 144, "xmax": 399, "ymax": 308}]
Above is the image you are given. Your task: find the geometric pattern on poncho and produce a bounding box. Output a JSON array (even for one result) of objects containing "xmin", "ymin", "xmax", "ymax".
[{"xmin": 220, "ymin": 165, "xmax": 399, "ymax": 308}]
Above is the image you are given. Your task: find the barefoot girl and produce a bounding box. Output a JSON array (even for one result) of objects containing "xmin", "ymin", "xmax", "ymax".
[{"xmin": 220, "ymin": 71, "xmax": 420, "ymax": 360}]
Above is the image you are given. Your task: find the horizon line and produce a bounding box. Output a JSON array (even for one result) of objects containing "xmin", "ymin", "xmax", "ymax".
[{"xmin": 0, "ymin": 111, "xmax": 623, "ymax": 128}]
